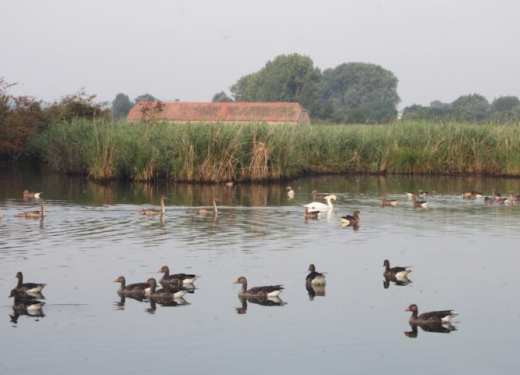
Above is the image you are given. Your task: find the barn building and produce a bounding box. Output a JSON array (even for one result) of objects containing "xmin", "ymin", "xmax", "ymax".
[{"xmin": 127, "ymin": 102, "xmax": 310, "ymax": 125}]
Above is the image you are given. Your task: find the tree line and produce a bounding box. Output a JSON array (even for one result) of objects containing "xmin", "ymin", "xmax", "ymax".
[
  {"xmin": 402, "ymin": 94, "xmax": 520, "ymax": 123},
  {"xmin": 2, "ymin": 53, "xmax": 520, "ymax": 161}
]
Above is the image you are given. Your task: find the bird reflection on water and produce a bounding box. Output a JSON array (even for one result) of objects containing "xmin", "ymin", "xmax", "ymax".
[
  {"xmin": 9, "ymin": 310, "xmax": 45, "ymax": 324},
  {"xmin": 114, "ymin": 293, "xmax": 189, "ymax": 314},
  {"xmin": 383, "ymin": 275, "xmax": 412, "ymax": 289},
  {"xmin": 306, "ymin": 283, "xmax": 326, "ymax": 300},
  {"xmin": 235, "ymin": 295, "xmax": 286, "ymax": 314}
]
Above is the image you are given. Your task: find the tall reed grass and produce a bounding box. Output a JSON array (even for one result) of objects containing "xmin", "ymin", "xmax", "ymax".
[{"xmin": 29, "ymin": 120, "xmax": 520, "ymax": 182}]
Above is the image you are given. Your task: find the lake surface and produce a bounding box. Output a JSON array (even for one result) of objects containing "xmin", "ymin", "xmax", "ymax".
[{"xmin": 1, "ymin": 166, "xmax": 520, "ymax": 374}]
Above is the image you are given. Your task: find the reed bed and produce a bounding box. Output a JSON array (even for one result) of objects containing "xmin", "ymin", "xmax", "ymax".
[{"xmin": 29, "ymin": 120, "xmax": 520, "ymax": 182}]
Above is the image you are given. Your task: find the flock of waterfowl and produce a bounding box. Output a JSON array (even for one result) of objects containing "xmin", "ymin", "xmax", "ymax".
[
  {"xmin": 9, "ymin": 259, "xmax": 457, "ymax": 334},
  {"xmin": 5, "ymin": 185, "xmax": 520, "ymax": 332}
]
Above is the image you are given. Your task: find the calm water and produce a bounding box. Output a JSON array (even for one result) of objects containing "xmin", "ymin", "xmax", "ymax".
[{"xmin": 1, "ymin": 166, "xmax": 520, "ymax": 374}]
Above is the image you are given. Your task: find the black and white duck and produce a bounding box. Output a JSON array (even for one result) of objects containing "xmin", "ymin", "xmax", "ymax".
[
  {"xmin": 23, "ymin": 190, "xmax": 42, "ymax": 199},
  {"xmin": 383, "ymin": 260, "xmax": 412, "ymax": 280},
  {"xmin": 412, "ymin": 199, "xmax": 428, "ymax": 208},
  {"xmin": 379, "ymin": 196, "xmax": 398, "ymax": 207},
  {"xmin": 405, "ymin": 304, "xmax": 458, "ymax": 325},
  {"xmin": 462, "ymin": 191, "xmax": 483, "ymax": 200},
  {"xmin": 306, "ymin": 264, "xmax": 326, "ymax": 285},
  {"xmin": 233, "ymin": 276, "xmax": 284, "ymax": 298},
  {"xmin": 341, "ymin": 211, "xmax": 360, "ymax": 226},
  {"xmin": 145, "ymin": 278, "xmax": 187, "ymax": 299},
  {"xmin": 157, "ymin": 265, "xmax": 198, "ymax": 286},
  {"xmin": 14, "ymin": 271, "xmax": 46, "ymax": 294}
]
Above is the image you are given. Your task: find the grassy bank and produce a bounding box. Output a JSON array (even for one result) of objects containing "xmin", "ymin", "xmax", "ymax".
[{"xmin": 29, "ymin": 120, "xmax": 520, "ymax": 182}]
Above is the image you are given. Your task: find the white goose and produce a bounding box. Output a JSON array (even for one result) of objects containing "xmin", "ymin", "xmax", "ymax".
[{"xmin": 304, "ymin": 194, "xmax": 337, "ymax": 212}]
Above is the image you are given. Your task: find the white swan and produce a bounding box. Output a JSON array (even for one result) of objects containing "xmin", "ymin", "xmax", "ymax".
[{"xmin": 304, "ymin": 195, "xmax": 337, "ymax": 212}]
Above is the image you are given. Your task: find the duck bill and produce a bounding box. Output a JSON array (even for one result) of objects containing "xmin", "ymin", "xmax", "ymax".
[
  {"xmin": 112, "ymin": 278, "xmax": 119, "ymax": 283},
  {"xmin": 233, "ymin": 280, "xmax": 238, "ymax": 285},
  {"xmin": 404, "ymin": 307, "xmax": 410, "ymax": 312},
  {"xmin": 156, "ymin": 268, "xmax": 163, "ymax": 273}
]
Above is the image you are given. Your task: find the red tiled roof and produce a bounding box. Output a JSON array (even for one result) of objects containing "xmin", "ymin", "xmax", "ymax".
[{"xmin": 126, "ymin": 102, "xmax": 310, "ymax": 124}]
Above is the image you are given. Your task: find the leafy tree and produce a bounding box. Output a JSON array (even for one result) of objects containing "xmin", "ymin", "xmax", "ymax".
[
  {"xmin": 45, "ymin": 89, "xmax": 111, "ymax": 122},
  {"xmin": 212, "ymin": 91, "xmax": 233, "ymax": 103},
  {"xmin": 318, "ymin": 62, "xmax": 400, "ymax": 123},
  {"xmin": 135, "ymin": 93, "xmax": 158, "ymax": 103},
  {"xmin": 451, "ymin": 94, "xmax": 489, "ymax": 122},
  {"xmin": 112, "ymin": 93, "xmax": 134, "ymax": 119},
  {"xmin": 0, "ymin": 78, "xmax": 47, "ymax": 160},
  {"xmin": 229, "ymin": 54, "xmax": 321, "ymax": 110},
  {"xmin": 489, "ymin": 96, "xmax": 520, "ymax": 123}
]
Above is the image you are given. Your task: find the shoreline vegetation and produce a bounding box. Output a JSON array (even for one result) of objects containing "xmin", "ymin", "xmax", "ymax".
[{"xmin": 28, "ymin": 120, "xmax": 520, "ymax": 182}]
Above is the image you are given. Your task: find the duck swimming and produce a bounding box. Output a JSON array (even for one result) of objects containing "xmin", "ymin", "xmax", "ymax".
[
  {"xmin": 14, "ymin": 272, "xmax": 46, "ymax": 294},
  {"xmin": 306, "ymin": 264, "xmax": 326, "ymax": 285},
  {"xmin": 341, "ymin": 211, "xmax": 360, "ymax": 226},
  {"xmin": 405, "ymin": 304, "xmax": 458, "ymax": 325},
  {"xmin": 23, "ymin": 190, "xmax": 42, "ymax": 199},
  {"xmin": 187, "ymin": 199, "xmax": 219, "ymax": 216},
  {"xmin": 412, "ymin": 199, "xmax": 428, "ymax": 208},
  {"xmin": 383, "ymin": 260, "xmax": 412, "ymax": 280},
  {"xmin": 157, "ymin": 265, "xmax": 198, "ymax": 286},
  {"xmin": 15, "ymin": 199, "xmax": 45, "ymax": 218},
  {"xmin": 379, "ymin": 196, "xmax": 398, "ymax": 206},
  {"xmin": 113, "ymin": 276, "xmax": 149, "ymax": 295},
  {"xmin": 134, "ymin": 195, "xmax": 167, "ymax": 215},
  {"xmin": 145, "ymin": 278, "xmax": 187, "ymax": 299},
  {"xmin": 233, "ymin": 276, "xmax": 284, "ymax": 298}
]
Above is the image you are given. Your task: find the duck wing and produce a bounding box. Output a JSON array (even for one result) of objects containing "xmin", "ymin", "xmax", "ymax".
[
  {"xmin": 125, "ymin": 282, "xmax": 149, "ymax": 291},
  {"xmin": 248, "ymin": 285, "xmax": 284, "ymax": 295},
  {"xmin": 162, "ymin": 273, "xmax": 197, "ymax": 284},
  {"xmin": 389, "ymin": 266, "xmax": 411, "ymax": 274},
  {"xmin": 418, "ymin": 310, "xmax": 456, "ymax": 322}
]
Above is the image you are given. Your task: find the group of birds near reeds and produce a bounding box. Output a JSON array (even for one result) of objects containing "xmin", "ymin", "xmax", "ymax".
[{"xmin": 8, "ymin": 185, "xmax": 519, "ymax": 332}]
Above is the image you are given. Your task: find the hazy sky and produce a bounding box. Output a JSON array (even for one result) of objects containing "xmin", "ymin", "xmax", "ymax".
[{"xmin": 2, "ymin": 0, "xmax": 519, "ymax": 109}]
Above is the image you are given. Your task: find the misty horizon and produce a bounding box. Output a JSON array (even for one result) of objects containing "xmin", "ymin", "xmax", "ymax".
[{"xmin": 2, "ymin": 0, "xmax": 519, "ymax": 109}]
